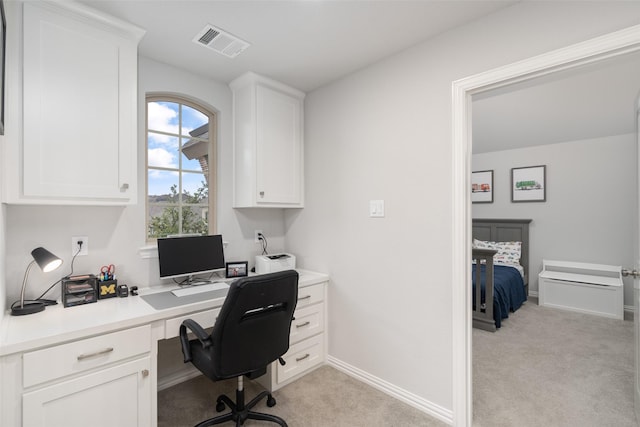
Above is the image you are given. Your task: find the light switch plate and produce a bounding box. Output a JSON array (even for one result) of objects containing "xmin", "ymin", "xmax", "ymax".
[{"xmin": 369, "ymin": 200, "xmax": 384, "ymax": 218}]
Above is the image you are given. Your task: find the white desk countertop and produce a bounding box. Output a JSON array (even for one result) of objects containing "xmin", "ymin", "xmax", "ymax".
[{"xmin": 0, "ymin": 269, "xmax": 328, "ymax": 356}]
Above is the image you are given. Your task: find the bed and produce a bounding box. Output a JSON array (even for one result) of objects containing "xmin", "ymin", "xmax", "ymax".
[{"xmin": 472, "ymin": 218, "xmax": 532, "ymax": 331}]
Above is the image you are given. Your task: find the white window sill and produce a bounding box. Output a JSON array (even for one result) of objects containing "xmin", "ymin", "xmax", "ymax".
[{"xmin": 139, "ymin": 245, "xmax": 158, "ymax": 259}]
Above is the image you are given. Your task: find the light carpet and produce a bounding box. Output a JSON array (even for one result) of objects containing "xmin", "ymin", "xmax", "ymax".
[
  {"xmin": 473, "ymin": 299, "xmax": 636, "ymax": 427},
  {"xmin": 158, "ymin": 365, "xmax": 447, "ymax": 426},
  {"xmin": 159, "ymin": 300, "xmax": 637, "ymax": 426}
]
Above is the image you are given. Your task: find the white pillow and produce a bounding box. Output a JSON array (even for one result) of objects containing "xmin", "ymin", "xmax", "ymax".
[{"xmin": 473, "ymin": 239, "xmax": 522, "ymax": 266}]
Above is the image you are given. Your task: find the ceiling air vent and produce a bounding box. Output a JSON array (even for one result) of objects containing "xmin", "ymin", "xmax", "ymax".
[{"xmin": 193, "ymin": 24, "xmax": 250, "ymax": 58}]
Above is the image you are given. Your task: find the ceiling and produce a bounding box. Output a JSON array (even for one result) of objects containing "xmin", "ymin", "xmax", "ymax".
[
  {"xmin": 472, "ymin": 50, "xmax": 640, "ymax": 153},
  {"xmin": 79, "ymin": 0, "xmax": 516, "ymax": 92},
  {"xmin": 80, "ymin": 1, "xmax": 640, "ymax": 153}
]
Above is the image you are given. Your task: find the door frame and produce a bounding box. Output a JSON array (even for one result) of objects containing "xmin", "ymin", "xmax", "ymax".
[{"xmin": 452, "ymin": 24, "xmax": 640, "ymax": 426}]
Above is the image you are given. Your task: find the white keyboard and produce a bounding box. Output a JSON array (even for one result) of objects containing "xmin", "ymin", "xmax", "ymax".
[{"xmin": 171, "ymin": 282, "xmax": 229, "ymax": 297}]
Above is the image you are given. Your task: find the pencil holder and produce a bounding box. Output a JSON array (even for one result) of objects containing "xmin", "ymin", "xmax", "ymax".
[{"xmin": 98, "ymin": 279, "xmax": 118, "ymax": 299}]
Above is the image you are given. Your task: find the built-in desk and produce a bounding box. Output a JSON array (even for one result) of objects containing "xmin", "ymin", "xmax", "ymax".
[{"xmin": 0, "ymin": 269, "xmax": 328, "ymax": 427}]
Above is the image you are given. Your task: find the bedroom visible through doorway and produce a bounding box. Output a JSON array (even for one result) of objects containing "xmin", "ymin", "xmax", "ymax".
[{"xmin": 452, "ymin": 25, "xmax": 640, "ymax": 427}]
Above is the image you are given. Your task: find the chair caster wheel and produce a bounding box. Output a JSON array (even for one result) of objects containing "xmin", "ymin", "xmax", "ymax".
[
  {"xmin": 216, "ymin": 402, "xmax": 226, "ymax": 412},
  {"xmin": 267, "ymin": 395, "xmax": 276, "ymax": 407}
]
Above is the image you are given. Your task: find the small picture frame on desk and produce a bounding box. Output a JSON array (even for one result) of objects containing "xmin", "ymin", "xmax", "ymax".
[{"xmin": 226, "ymin": 261, "xmax": 248, "ymax": 278}]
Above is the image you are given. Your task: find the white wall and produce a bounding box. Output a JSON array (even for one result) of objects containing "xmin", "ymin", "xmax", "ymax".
[
  {"xmin": 0, "ymin": 147, "xmax": 5, "ymax": 315},
  {"xmin": 3, "ymin": 57, "xmax": 287, "ymax": 305},
  {"xmin": 473, "ymin": 134, "xmax": 637, "ymax": 306},
  {"xmin": 285, "ymin": 1, "xmax": 640, "ymax": 417}
]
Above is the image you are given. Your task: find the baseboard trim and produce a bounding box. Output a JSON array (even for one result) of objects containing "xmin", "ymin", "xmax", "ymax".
[
  {"xmin": 326, "ymin": 355, "xmax": 453, "ymax": 425},
  {"xmin": 157, "ymin": 366, "xmax": 202, "ymax": 391},
  {"xmin": 624, "ymin": 304, "xmax": 634, "ymax": 315}
]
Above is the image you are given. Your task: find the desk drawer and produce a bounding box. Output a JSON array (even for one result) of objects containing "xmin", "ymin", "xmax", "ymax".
[
  {"xmin": 277, "ymin": 334, "xmax": 324, "ymax": 384},
  {"xmin": 164, "ymin": 307, "xmax": 221, "ymax": 339},
  {"xmin": 290, "ymin": 302, "xmax": 324, "ymax": 345},
  {"xmin": 23, "ymin": 325, "xmax": 151, "ymax": 388},
  {"xmin": 296, "ymin": 284, "xmax": 324, "ymax": 308}
]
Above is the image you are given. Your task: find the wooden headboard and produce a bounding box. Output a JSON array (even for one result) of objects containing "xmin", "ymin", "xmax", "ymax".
[{"xmin": 472, "ymin": 218, "xmax": 532, "ymax": 288}]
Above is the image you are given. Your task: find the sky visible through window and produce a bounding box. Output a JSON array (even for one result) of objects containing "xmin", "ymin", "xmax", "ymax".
[
  {"xmin": 147, "ymin": 99, "xmax": 211, "ymax": 239},
  {"xmin": 147, "ymin": 101, "xmax": 208, "ymax": 196}
]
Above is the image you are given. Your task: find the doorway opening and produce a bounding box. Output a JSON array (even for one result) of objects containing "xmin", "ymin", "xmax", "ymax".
[{"xmin": 452, "ymin": 25, "xmax": 640, "ymax": 426}]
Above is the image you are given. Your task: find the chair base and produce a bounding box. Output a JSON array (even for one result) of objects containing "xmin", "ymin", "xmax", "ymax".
[{"xmin": 195, "ymin": 385, "xmax": 287, "ymax": 427}]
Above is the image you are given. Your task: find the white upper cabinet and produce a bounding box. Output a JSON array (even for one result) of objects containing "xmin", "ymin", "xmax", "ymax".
[
  {"xmin": 4, "ymin": 1, "xmax": 144, "ymax": 205},
  {"xmin": 230, "ymin": 72, "xmax": 305, "ymax": 208}
]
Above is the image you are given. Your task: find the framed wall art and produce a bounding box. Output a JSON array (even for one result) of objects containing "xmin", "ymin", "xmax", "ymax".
[
  {"xmin": 511, "ymin": 165, "xmax": 546, "ymax": 202},
  {"xmin": 471, "ymin": 170, "xmax": 493, "ymax": 203}
]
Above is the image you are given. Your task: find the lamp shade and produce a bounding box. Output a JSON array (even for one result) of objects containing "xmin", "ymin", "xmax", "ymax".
[
  {"xmin": 11, "ymin": 247, "xmax": 63, "ymax": 316},
  {"xmin": 31, "ymin": 247, "xmax": 63, "ymax": 273}
]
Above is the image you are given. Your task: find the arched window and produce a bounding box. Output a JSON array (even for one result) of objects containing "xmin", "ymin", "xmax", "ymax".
[{"xmin": 145, "ymin": 95, "xmax": 217, "ymax": 240}]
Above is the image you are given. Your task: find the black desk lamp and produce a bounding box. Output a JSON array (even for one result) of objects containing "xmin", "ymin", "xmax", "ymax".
[{"xmin": 11, "ymin": 247, "xmax": 63, "ymax": 316}]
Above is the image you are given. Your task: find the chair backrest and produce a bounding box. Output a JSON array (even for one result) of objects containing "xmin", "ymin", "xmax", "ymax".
[{"xmin": 211, "ymin": 270, "xmax": 299, "ymax": 378}]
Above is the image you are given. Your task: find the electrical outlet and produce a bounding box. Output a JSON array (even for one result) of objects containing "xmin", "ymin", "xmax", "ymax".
[
  {"xmin": 71, "ymin": 236, "xmax": 88, "ymax": 256},
  {"xmin": 254, "ymin": 230, "xmax": 263, "ymax": 243}
]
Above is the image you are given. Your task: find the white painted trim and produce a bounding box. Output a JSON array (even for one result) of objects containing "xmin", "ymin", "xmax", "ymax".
[
  {"xmin": 451, "ymin": 73, "xmax": 472, "ymax": 427},
  {"xmin": 452, "ymin": 23, "xmax": 640, "ymax": 427},
  {"xmin": 138, "ymin": 245, "xmax": 157, "ymax": 259},
  {"xmin": 157, "ymin": 366, "xmax": 202, "ymax": 391},
  {"xmin": 326, "ymin": 356, "xmax": 453, "ymax": 425}
]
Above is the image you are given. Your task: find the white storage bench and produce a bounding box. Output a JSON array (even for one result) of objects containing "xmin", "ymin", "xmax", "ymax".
[{"xmin": 538, "ymin": 260, "xmax": 623, "ymax": 320}]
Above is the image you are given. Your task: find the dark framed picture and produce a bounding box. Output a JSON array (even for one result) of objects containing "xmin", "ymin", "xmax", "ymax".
[
  {"xmin": 226, "ymin": 261, "xmax": 248, "ymax": 278},
  {"xmin": 0, "ymin": 0, "xmax": 5, "ymax": 135},
  {"xmin": 511, "ymin": 165, "xmax": 546, "ymax": 202},
  {"xmin": 471, "ymin": 170, "xmax": 493, "ymax": 203}
]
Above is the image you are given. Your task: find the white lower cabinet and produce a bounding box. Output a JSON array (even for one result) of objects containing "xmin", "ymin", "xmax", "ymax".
[
  {"xmin": 23, "ymin": 357, "xmax": 151, "ymax": 427},
  {"xmin": 257, "ymin": 282, "xmax": 327, "ymax": 391},
  {"xmin": 1, "ymin": 272, "xmax": 329, "ymax": 426},
  {"xmin": 277, "ymin": 334, "xmax": 324, "ymax": 384},
  {"xmin": 17, "ymin": 325, "xmax": 153, "ymax": 427}
]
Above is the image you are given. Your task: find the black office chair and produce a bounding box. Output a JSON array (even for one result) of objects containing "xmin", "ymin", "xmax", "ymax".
[{"xmin": 179, "ymin": 270, "xmax": 299, "ymax": 427}]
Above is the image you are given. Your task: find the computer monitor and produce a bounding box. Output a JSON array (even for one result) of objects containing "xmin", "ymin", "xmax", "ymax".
[{"xmin": 157, "ymin": 234, "xmax": 225, "ymax": 283}]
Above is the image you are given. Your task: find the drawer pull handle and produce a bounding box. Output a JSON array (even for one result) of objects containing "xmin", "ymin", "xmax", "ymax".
[
  {"xmin": 77, "ymin": 347, "xmax": 114, "ymax": 361},
  {"xmin": 142, "ymin": 369, "xmax": 149, "ymax": 378},
  {"xmin": 296, "ymin": 353, "xmax": 310, "ymax": 362},
  {"xmin": 296, "ymin": 321, "xmax": 310, "ymax": 328},
  {"xmin": 298, "ymin": 295, "xmax": 311, "ymax": 301}
]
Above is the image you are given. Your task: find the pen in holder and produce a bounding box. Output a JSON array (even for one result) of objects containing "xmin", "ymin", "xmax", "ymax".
[{"xmin": 98, "ymin": 264, "xmax": 117, "ymax": 299}]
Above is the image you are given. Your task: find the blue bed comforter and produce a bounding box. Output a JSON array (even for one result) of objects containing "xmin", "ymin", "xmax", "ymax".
[{"xmin": 472, "ymin": 264, "xmax": 527, "ymax": 328}]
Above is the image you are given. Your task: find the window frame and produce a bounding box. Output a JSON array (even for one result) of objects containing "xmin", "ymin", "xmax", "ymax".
[{"xmin": 145, "ymin": 94, "xmax": 217, "ymax": 242}]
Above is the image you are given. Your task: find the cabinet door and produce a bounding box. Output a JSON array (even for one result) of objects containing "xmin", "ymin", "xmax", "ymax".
[
  {"xmin": 22, "ymin": 357, "xmax": 151, "ymax": 427},
  {"xmin": 22, "ymin": 3, "xmax": 137, "ymax": 203},
  {"xmin": 256, "ymin": 85, "xmax": 302, "ymax": 205}
]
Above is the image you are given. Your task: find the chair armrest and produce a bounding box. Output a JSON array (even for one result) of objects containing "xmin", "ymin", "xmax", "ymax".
[{"xmin": 179, "ymin": 318, "xmax": 212, "ymax": 363}]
